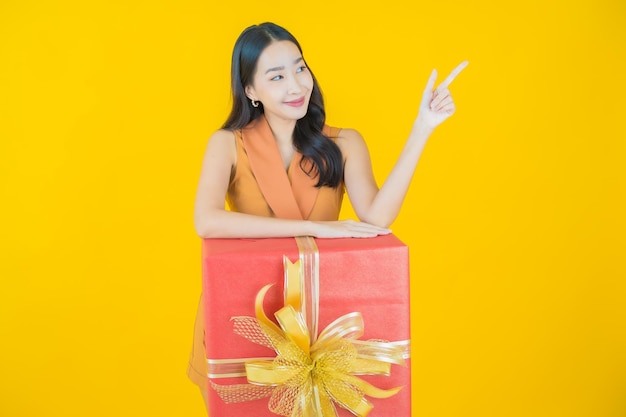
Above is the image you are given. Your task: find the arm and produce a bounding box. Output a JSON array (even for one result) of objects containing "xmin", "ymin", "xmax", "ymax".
[
  {"xmin": 193, "ymin": 130, "xmax": 390, "ymax": 239},
  {"xmin": 342, "ymin": 61, "xmax": 469, "ymax": 228}
]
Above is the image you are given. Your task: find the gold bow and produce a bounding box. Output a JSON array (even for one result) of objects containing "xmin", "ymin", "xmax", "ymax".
[{"xmin": 211, "ymin": 257, "xmax": 407, "ymax": 417}]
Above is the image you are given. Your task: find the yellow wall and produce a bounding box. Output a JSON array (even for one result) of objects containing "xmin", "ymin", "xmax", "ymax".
[{"xmin": 1, "ymin": 1, "xmax": 625, "ymax": 416}]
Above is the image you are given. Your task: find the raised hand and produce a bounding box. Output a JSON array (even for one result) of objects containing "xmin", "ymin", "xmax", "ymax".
[{"xmin": 415, "ymin": 60, "xmax": 468, "ymax": 131}]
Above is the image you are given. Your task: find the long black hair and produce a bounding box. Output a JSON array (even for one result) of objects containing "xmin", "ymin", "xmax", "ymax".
[{"xmin": 223, "ymin": 22, "xmax": 343, "ymax": 188}]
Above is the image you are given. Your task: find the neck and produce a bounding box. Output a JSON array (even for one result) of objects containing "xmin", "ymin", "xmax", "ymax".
[{"xmin": 264, "ymin": 113, "xmax": 296, "ymax": 144}]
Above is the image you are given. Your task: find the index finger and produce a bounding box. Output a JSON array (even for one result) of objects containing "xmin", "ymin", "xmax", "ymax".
[{"xmin": 438, "ymin": 60, "xmax": 469, "ymax": 89}]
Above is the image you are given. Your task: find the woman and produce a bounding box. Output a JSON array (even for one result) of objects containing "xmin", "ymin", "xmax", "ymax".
[{"xmin": 189, "ymin": 22, "xmax": 467, "ymax": 407}]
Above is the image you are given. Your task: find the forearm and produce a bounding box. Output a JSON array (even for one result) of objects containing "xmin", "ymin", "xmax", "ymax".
[
  {"xmin": 360, "ymin": 126, "xmax": 432, "ymax": 227},
  {"xmin": 195, "ymin": 209, "xmax": 314, "ymax": 238},
  {"xmin": 195, "ymin": 208, "xmax": 391, "ymax": 239},
  {"xmin": 359, "ymin": 61, "xmax": 467, "ymax": 227}
]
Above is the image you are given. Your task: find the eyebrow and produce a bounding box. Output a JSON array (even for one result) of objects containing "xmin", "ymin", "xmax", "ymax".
[{"xmin": 264, "ymin": 57, "xmax": 304, "ymax": 74}]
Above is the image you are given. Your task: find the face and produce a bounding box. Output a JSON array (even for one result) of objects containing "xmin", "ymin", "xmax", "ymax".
[{"xmin": 245, "ymin": 40, "xmax": 314, "ymax": 124}]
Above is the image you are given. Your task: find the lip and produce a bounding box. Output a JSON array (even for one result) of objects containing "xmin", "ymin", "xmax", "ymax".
[{"xmin": 284, "ymin": 97, "xmax": 306, "ymax": 107}]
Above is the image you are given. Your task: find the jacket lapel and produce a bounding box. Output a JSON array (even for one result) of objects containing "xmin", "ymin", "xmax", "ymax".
[{"xmin": 241, "ymin": 116, "xmax": 320, "ymax": 220}]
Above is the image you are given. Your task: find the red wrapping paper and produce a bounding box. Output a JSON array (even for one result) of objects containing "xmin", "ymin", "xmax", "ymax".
[{"xmin": 202, "ymin": 234, "xmax": 411, "ymax": 416}]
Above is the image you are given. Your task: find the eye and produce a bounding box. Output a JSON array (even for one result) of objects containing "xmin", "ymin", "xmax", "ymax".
[
  {"xmin": 271, "ymin": 74, "xmax": 283, "ymax": 81},
  {"xmin": 296, "ymin": 65, "xmax": 308, "ymax": 73}
]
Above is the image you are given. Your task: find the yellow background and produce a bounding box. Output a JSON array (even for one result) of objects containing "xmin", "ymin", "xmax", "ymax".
[{"xmin": 1, "ymin": 0, "xmax": 625, "ymax": 416}]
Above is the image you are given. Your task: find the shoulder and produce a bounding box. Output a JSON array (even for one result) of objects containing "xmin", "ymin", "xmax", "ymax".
[
  {"xmin": 203, "ymin": 129, "xmax": 237, "ymax": 162},
  {"xmin": 332, "ymin": 128, "xmax": 368, "ymax": 158},
  {"xmin": 207, "ymin": 128, "xmax": 237, "ymax": 150},
  {"xmin": 208, "ymin": 128, "xmax": 237, "ymax": 143},
  {"xmin": 335, "ymin": 127, "xmax": 363, "ymax": 141}
]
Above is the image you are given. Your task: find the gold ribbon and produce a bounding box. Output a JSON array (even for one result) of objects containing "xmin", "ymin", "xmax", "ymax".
[{"xmin": 210, "ymin": 237, "xmax": 409, "ymax": 417}]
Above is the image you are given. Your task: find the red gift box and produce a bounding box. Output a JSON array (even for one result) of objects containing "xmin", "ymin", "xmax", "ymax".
[{"xmin": 202, "ymin": 234, "xmax": 411, "ymax": 416}]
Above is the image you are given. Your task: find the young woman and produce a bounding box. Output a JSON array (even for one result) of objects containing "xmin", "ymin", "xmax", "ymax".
[{"xmin": 188, "ymin": 22, "xmax": 467, "ymax": 407}]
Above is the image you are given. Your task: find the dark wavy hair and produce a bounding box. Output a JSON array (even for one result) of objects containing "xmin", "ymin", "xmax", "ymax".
[{"xmin": 223, "ymin": 22, "xmax": 343, "ymax": 188}]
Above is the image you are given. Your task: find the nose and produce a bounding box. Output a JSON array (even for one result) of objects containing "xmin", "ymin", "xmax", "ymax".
[{"xmin": 287, "ymin": 74, "xmax": 303, "ymax": 95}]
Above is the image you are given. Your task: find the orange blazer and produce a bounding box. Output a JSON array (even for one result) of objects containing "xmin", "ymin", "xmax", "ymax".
[{"xmin": 226, "ymin": 115, "xmax": 345, "ymax": 221}]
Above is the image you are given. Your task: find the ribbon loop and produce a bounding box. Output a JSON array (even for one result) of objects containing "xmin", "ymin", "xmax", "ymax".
[
  {"xmin": 313, "ymin": 312, "xmax": 364, "ymax": 352},
  {"xmin": 275, "ymin": 305, "xmax": 311, "ymax": 355}
]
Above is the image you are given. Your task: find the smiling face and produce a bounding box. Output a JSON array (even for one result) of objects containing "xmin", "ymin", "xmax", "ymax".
[{"xmin": 245, "ymin": 40, "xmax": 314, "ymax": 126}]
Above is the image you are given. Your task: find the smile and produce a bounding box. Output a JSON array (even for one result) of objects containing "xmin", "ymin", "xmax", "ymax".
[{"xmin": 284, "ymin": 97, "xmax": 306, "ymax": 107}]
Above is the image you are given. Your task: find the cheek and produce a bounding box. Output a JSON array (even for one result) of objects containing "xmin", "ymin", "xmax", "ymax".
[
  {"xmin": 304, "ymin": 73, "xmax": 314, "ymax": 91},
  {"xmin": 254, "ymin": 83, "xmax": 275, "ymax": 100}
]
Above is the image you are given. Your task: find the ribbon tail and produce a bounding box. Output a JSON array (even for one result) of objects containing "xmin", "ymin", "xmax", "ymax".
[
  {"xmin": 299, "ymin": 381, "xmax": 316, "ymax": 417},
  {"xmin": 311, "ymin": 383, "xmax": 339, "ymax": 417},
  {"xmin": 322, "ymin": 372, "xmax": 373, "ymax": 417},
  {"xmin": 345, "ymin": 374, "xmax": 404, "ymax": 399}
]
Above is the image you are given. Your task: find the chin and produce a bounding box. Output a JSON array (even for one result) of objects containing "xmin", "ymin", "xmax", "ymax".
[{"xmin": 282, "ymin": 108, "xmax": 308, "ymax": 122}]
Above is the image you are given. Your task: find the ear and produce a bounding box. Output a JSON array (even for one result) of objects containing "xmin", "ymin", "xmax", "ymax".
[{"xmin": 245, "ymin": 85, "xmax": 257, "ymax": 101}]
